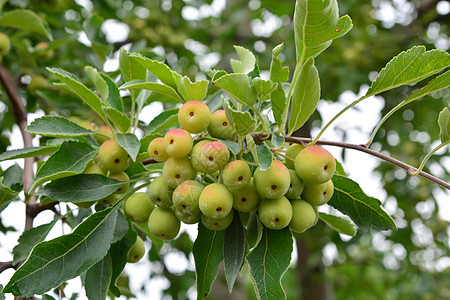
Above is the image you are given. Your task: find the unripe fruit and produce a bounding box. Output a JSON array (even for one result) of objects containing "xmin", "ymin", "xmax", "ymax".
[
  {"xmin": 231, "ymin": 179, "xmax": 261, "ymax": 213},
  {"xmin": 95, "ymin": 125, "xmax": 113, "ymax": 145},
  {"xmin": 190, "ymin": 139, "xmax": 211, "ymax": 174},
  {"xmin": 253, "ymin": 160, "xmax": 290, "ymax": 199},
  {"xmin": 178, "ymin": 100, "xmax": 211, "ymax": 133},
  {"xmin": 83, "ymin": 161, "xmax": 106, "ymax": 175},
  {"xmin": 148, "ymin": 176, "xmax": 173, "ymax": 208},
  {"xmin": 172, "ymin": 180, "xmax": 203, "ymax": 223},
  {"xmin": 302, "ymin": 180, "xmax": 334, "ymax": 206},
  {"xmin": 162, "ymin": 156, "xmax": 197, "ymax": 189},
  {"xmin": 258, "ymin": 196, "xmax": 292, "ymax": 230},
  {"xmin": 148, "ymin": 137, "xmax": 169, "ymax": 162},
  {"xmin": 222, "ymin": 160, "xmax": 252, "ymax": 190},
  {"xmin": 34, "ymin": 42, "xmax": 54, "ymax": 60},
  {"xmin": 289, "ymin": 199, "xmax": 317, "ymax": 233},
  {"xmin": 285, "ymin": 170, "xmax": 304, "ymax": 199},
  {"xmin": 0, "ymin": 33, "xmax": 11, "ymax": 56},
  {"xmin": 200, "ymin": 141, "xmax": 230, "ymax": 173},
  {"xmin": 127, "ymin": 236, "xmax": 145, "ymax": 263},
  {"xmin": 199, "ymin": 183, "xmax": 233, "ymax": 219},
  {"xmin": 109, "ymin": 171, "xmax": 130, "ymax": 195},
  {"xmin": 99, "ymin": 193, "xmax": 118, "ymax": 205},
  {"xmin": 207, "ymin": 110, "xmax": 234, "ymax": 140},
  {"xmin": 28, "ymin": 75, "xmax": 47, "ymax": 92},
  {"xmin": 163, "ymin": 129, "xmax": 193, "ymax": 158},
  {"xmin": 295, "ymin": 146, "xmax": 336, "ymax": 184},
  {"xmin": 285, "ymin": 144, "xmax": 305, "ymax": 169},
  {"xmin": 124, "ymin": 192, "xmax": 154, "ymax": 223},
  {"xmin": 175, "ymin": 209, "xmax": 200, "ymax": 224},
  {"xmin": 148, "ymin": 207, "xmax": 181, "ymax": 240},
  {"xmin": 98, "ymin": 138, "xmax": 129, "ymax": 173},
  {"xmin": 201, "ymin": 210, "xmax": 234, "ymax": 231}
]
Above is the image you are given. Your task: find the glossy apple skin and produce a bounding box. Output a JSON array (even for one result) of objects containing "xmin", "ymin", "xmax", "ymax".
[
  {"xmin": 98, "ymin": 138, "xmax": 129, "ymax": 173},
  {"xmin": 178, "ymin": 100, "xmax": 211, "ymax": 133},
  {"xmin": 289, "ymin": 199, "xmax": 318, "ymax": 233},
  {"xmin": 124, "ymin": 192, "xmax": 155, "ymax": 223},
  {"xmin": 257, "ymin": 196, "xmax": 292, "ymax": 230},
  {"xmin": 285, "ymin": 170, "xmax": 304, "ymax": 200},
  {"xmin": 200, "ymin": 141, "xmax": 230, "ymax": 174},
  {"xmin": 162, "ymin": 156, "xmax": 197, "ymax": 189},
  {"xmin": 190, "ymin": 139, "xmax": 211, "ymax": 174},
  {"xmin": 231, "ymin": 179, "xmax": 261, "ymax": 213},
  {"xmin": 172, "ymin": 180, "xmax": 203, "ymax": 224},
  {"xmin": 148, "ymin": 207, "xmax": 181, "ymax": 240},
  {"xmin": 148, "ymin": 137, "xmax": 169, "ymax": 162},
  {"xmin": 127, "ymin": 236, "xmax": 145, "ymax": 263},
  {"xmin": 295, "ymin": 146, "xmax": 336, "ymax": 184},
  {"xmin": 253, "ymin": 160, "xmax": 291, "ymax": 199},
  {"xmin": 148, "ymin": 176, "xmax": 173, "ymax": 208},
  {"xmin": 201, "ymin": 210, "xmax": 234, "ymax": 231},
  {"xmin": 163, "ymin": 129, "xmax": 193, "ymax": 158},
  {"xmin": 199, "ymin": 183, "xmax": 233, "ymax": 219},
  {"xmin": 302, "ymin": 179, "xmax": 334, "ymax": 206},
  {"xmin": 207, "ymin": 110, "xmax": 234, "ymax": 140},
  {"xmin": 223, "ymin": 160, "xmax": 252, "ymax": 190},
  {"xmin": 285, "ymin": 144, "xmax": 305, "ymax": 169}
]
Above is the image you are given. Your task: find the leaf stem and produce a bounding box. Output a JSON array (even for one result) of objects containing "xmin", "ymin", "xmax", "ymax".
[
  {"xmin": 409, "ymin": 141, "xmax": 450, "ymax": 176},
  {"xmin": 277, "ymin": 63, "xmax": 302, "ymax": 134},
  {"xmin": 366, "ymin": 99, "xmax": 404, "ymax": 146}
]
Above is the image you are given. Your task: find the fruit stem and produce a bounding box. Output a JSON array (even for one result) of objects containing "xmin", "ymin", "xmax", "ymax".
[{"xmin": 409, "ymin": 141, "xmax": 449, "ymax": 176}]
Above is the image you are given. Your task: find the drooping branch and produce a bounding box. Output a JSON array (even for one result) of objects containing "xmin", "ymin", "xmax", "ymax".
[
  {"xmin": 250, "ymin": 133, "xmax": 450, "ymax": 190},
  {"xmin": 0, "ymin": 65, "xmax": 37, "ymax": 230}
]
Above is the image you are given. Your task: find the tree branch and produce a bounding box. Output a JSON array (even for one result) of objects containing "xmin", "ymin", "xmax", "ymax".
[
  {"xmin": 251, "ymin": 133, "xmax": 450, "ymax": 190},
  {"xmin": 0, "ymin": 65, "xmax": 37, "ymax": 230},
  {"xmin": 0, "ymin": 261, "xmax": 14, "ymax": 273}
]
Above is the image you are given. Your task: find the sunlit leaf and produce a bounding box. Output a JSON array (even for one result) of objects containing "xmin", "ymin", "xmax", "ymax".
[
  {"xmin": 0, "ymin": 146, "xmax": 59, "ymax": 162},
  {"xmin": 0, "ymin": 9, "xmax": 52, "ymax": 40},
  {"xmin": 214, "ymin": 74, "xmax": 257, "ymax": 108},
  {"xmin": 119, "ymin": 80, "xmax": 183, "ymax": 103},
  {"xmin": 231, "ymin": 45, "xmax": 257, "ymax": 75},
  {"xmin": 223, "ymin": 100, "xmax": 256, "ymax": 137},
  {"xmin": 319, "ymin": 212, "xmax": 356, "ymax": 236},
  {"xmin": 438, "ymin": 107, "xmax": 450, "ymax": 143},
  {"xmin": 270, "ymin": 43, "xmax": 289, "ymax": 82},
  {"xmin": 116, "ymin": 133, "xmax": 140, "ymax": 162},
  {"xmin": 26, "ymin": 116, "xmax": 94, "ymax": 137}
]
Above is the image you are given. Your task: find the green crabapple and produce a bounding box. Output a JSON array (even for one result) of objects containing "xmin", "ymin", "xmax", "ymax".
[
  {"xmin": 190, "ymin": 139, "xmax": 212, "ymax": 174},
  {"xmin": 253, "ymin": 160, "xmax": 291, "ymax": 199},
  {"xmin": 148, "ymin": 176, "xmax": 173, "ymax": 208},
  {"xmin": 148, "ymin": 207, "xmax": 181, "ymax": 240},
  {"xmin": 207, "ymin": 110, "xmax": 234, "ymax": 140},
  {"xmin": 302, "ymin": 179, "xmax": 334, "ymax": 206},
  {"xmin": 123, "ymin": 192, "xmax": 155, "ymax": 223},
  {"xmin": 257, "ymin": 196, "xmax": 292, "ymax": 230},
  {"xmin": 201, "ymin": 210, "xmax": 235, "ymax": 231},
  {"xmin": 222, "ymin": 160, "xmax": 252, "ymax": 190},
  {"xmin": 162, "ymin": 156, "xmax": 197, "ymax": 189},
  {"xmin": 231, "ymin": 178, "xmax": 261, "ymax": 213},
  {"xmin": 83, "ymin": 161, "xmax": 106, "ymax": 175},
  {"xmin": 289, "ymin": 199, "xmax": 318, "ymax": 233},
  {"xmin": 285, "ymin": 143, "xmax": 305, "ymax": 170},
  {"xmin": 295, "ymin": 146, "xmax": 336, "ymax": 184},
  {"xmin": 148, "ymin": 137, "xmax": 170, "ymax": 162},
  {"xmin": 127, "ymin": 236, "xmax": 145, "ymax": 263},
  {"xmin": 94, "ymin": 125, "xmax": 113, "ymax": 145},
  {"xmin": 284, "ymin": 169, "xmax": 304, "ymax": 199},
  {"xmin": 172, "ymin": 180, "xmax": 204, "ymax": 224},
  {"xmin": 178, "ymin": 100, "xmax": 211, "ymax": 133},
  {"xmin": 163, "ymin": 129, "xmax": 193, "ymax": 158},
  {"xmin": 200, "ymin": 141, "xmax": 230, "ymax": 173},
  {"xmin": 0, "ymin": 33, "xmax": 11, "ymax": 56},
  {"xmin": 199, "ymin": 183, "xmax": 233, "ymax": 219},
  {"xmin": 98, "ymin": 138, "xmax": 129, "ymax": 173},
  {"xmin": 109, "ymin": 171, "xmax": 130, "ymax": 195}
]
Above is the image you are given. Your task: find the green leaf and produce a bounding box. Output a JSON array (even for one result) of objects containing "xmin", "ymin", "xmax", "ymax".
[
  {"xmin": 0, "ymin": 177, "xmax": 19, "ymax": 210},
  {"xmin": 1, "ymin": 164, "xmax": 23, "ymax": 192},
  {"xmin": 270, "ymin": 43, "xmax": 290, "ymax": 82},
  {"xmin": 438, "ymin": 107, "xmax": 450, "ymax": 143},
  {"xmin": 175, "ymin": 76, "xmax": 209, "ymax": 102},
  {"xmin": 116, "ymin": 133, "xmax": 140, "ymax": 162},
  {"xmin": 247, "ymin": 227, "xmax": 293, "ymax": 300},
  {"xmin": 294, "ymin": 0, "xmax": 352, "ymax": 65},
  {"xmin": 288, "ymin": 57, "xmax": 320, "ymax": 136},
  {"xmin": 109, "ymin": 225, "xmax": 137, "ymax": 297},
  {"xmin": 366, "ymin": 46, "xmax": 450, "ymax": 97},
  {"xmin": 85, "ymin": 66, "xmax": 109, "ymax": 102},
  {"xmin": 0, "ymin": 146, "xmax": 59, "ymax": 162},
  {"xmin": 103, "ymin": 107, "xmax": 131, "ymax": 133},
  {"xmin": 119, "ymin": 80, "xmax": 183, "ymax": 103},
  {"xmin": 13, "ymin": 217, "xmax": 61, "ymax": 265},
  {"xmin": 223, "ymin": 100, "xmax": 256, "ymax": 137},
  {"xmin": 219, "ymin": 140, "xmax": 241, "ymax": 156},
  {"xmin": 271, "ymin": 84, "xmax": 287, "ymax": 124},
  {"xmin": 256, "ymin": 145, "xmax": 273, "ymax": 171},
  {"xmin": 252, "ymin": 78, "xmax": 277, "ymax": 99},
  {"xmin": 402, "ymin": 69, "xmax": 450, "ymax": 105},
  {"xmin": 224, "ymin": 214, "xmax": 246, "ymax": 293},
  {"xmin": 30, "ymin": 142, "xmax": 97, "ymax": 192},
  {"xmin": 37, "ymin": 174, "xmax": 122, "ymax": 203},
  {"xmin": 47, "ymin": 68, "xmax": 108, "ymax": 123},
  {"xmin": 2, "ymin": 206, "xmax": 119, "ymax": 297},
  {"xmin": 100, "ymin": 74, "xmax": 123, "ymax": 112},
  {"xmin": 119, "ymin": 49, "xmax": 147, "ymax": 100},
  {"xmin": 0, "ymin": 9, "xmax": 53, "ymax": 40},
  {"xmin": 328, "ymin": 175, "xmax": 397, "ymax": 231},
  {"xmin": 214, "ymin": 74, "xmax": 257, "ymax": 108},
  {"xmin": 146, "ymin": 108, "xmax": 180, "ymax": 134},
  {"xmin": 318, "ymin": 212, "xmax": 356, "ymax": 236},
  {"xmin": 247, "ymin": 211, "xmax": 263, "ymax": 249},
  {"xmin": 193, "ymin": 222, "xmax": 225, "ymax": 300},
  {"xmin": 130, "ymin": 53, "xmax": 181, "ymax": 89},
  {"xmin": 272, "ymin": 133, "xmax": 285, "ymax": 148},
  {"xmin": 26, "ymin": 116, "xmax": 94, "ymax": 137},
  {"xmin": 230, "ymin": 46, "xmax": 257, "ymax": 75},
  {"xmin": 84, "ymin": 253, "xmax": 112, "ymax": 300}
]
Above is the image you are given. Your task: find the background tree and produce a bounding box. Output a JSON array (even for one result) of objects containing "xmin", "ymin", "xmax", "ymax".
[{"xmin": 0, "ymin": 0, "xmax": 449, "ymax": 299}]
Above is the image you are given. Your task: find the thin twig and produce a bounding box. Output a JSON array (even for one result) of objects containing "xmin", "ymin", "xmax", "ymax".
[
  {"xmin": 0, "ymin": 261, "xmax": 14, "ymax": 273},
  {"xmin": 0, "ymin": 65, "xmax": 37, "ymax": 230}
]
